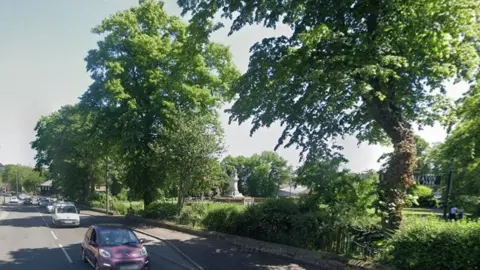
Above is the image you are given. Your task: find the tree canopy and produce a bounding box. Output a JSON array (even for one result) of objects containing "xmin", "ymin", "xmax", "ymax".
[
  {"xmin": 178, "ymin": 0, "xmax": 480, "ymax": 230},
  {"xmin": 78, "ymin": 0, "xmax": 240, "ymax": 205}
]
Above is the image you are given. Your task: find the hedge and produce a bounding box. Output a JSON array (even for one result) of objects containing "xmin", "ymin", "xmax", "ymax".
[
  {"xmin": 139, "ymin": 197, "xmax": 380, "ymax": 258},
  {"xmin": 385, "ymin": 216, "xmax": 480, "ymax": 269}
]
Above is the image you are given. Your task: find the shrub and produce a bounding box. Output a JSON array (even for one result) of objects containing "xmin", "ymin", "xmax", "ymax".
[
  {"xmin": 453, "ymin": 195, "xmax": 480, "ymax": 214},
  {"xmin": 411, "ymin": 185, "xmax": 439, "ymax": 208},
  {"xmin": 202, "ymin": 203, "xmax": 244, "ymax": 232},
  {"xmin": 142, "ymin": 201, "xmax": 177, "ymax": 220},
  {"xmin": 411, "ymin": 185, "xmax": 433, "ymax": 197},
  {"xmin": 384, "ymin": 216, "xmax": 480, "ymax": 269},
  {"xmin": 178, "ymin": 203, "xmax": 211, "ymax": 227}
]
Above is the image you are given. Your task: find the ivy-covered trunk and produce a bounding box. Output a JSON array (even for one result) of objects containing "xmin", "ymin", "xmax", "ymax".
[
  {"xmin": 382, "ymin": 129, "xmax": 416, "ymax": 230},
  {"xmin": 366, "ymin": 95, "xmax": 416, "ymax": 231}
]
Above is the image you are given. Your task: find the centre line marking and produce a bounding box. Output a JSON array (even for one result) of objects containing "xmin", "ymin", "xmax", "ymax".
[
  {"xmin": 59, "ymin": 244, "xmax": 73, "ymax": 264},
  {"xmin": 50, "ymin": 231, "xmax": 58, "ymax": 240}
]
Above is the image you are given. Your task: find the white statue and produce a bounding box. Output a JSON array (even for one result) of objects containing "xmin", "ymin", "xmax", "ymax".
[{"xmin": 225, "ymin": 168, "xmax": 243, "ymax": 197}]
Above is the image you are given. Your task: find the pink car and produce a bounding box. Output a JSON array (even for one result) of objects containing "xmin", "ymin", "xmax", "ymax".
[{"xmin": 81, "ymin": 224, "xmax": 150, "ymax": 270}]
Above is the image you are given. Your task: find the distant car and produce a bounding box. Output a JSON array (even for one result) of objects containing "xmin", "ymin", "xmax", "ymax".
[
  {"xmin": 8, "ymin": 197, "xmax": 19, "ymax": 204},
  {"xmin": 52, "ymin": 205, "xmax": 80, "ymax": 227},
  {"xmin": 49, "ymin": 202, "xmax": 74, "ymax": 213},
  {"xmin": 23, "ymin": 198, "xmax": 33, "ymax": 205},
  {"xmin": 81, "ymin": 224, "xmax": 150, "ymax": 270},
  {"xmin": 46, "ymin": 202, "xmax": 56, "ymax": 213},
  {"xmin": 39, "ymin": 198, "xmax": 49, "ymax": 207}
]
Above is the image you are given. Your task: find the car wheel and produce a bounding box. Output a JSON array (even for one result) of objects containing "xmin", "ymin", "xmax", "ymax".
[{"xmin": 81, "ymin": 249, "xmax": 87, "ymax": 263}]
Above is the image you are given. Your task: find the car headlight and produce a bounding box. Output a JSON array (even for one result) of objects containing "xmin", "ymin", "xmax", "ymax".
[
  {"xmin": 140, "ymin": 247, "xmax": 148, "ymax": 256},
  {"xmin": 99, "ymin": 249, "xmax": 111, "ymax": 258}
]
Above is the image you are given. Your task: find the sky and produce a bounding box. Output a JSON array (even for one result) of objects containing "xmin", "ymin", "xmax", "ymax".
[{"xmin": 0, "ymin": 0, "xmax": 469, "ymax": 172}]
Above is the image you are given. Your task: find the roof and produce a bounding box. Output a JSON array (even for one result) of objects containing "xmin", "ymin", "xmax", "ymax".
[
  {"xmin": 94, "ymin": 224, "xmax": 131, "ymax": 230},
  {"xmin": 278, "ymin": 185, "xmax": 310, "ymax": 195},
  {"xmin": 40, "ymin": 180, "xmax": 53, "ymax": 187}
]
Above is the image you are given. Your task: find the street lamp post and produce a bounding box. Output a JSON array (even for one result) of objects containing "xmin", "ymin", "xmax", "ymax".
[{"xmin": 15, "ymin": 170, "xmax": 19, "ymax": 195}]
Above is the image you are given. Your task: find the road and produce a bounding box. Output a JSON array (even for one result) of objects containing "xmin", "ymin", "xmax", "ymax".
[{"xmin": 0, "ymin": 202, "xmax": 200, "ymax": 270}]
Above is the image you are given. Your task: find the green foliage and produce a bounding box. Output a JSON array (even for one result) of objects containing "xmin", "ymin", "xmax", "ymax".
[
  {"xmin": 1, "ymin": 164, "xmax": 46, "ymax": 192},
  {"xmin": 179, "ymin": 0, "xmax": 480, "ymax": 157},
  {"xmin": 202, "ymin": 203, "xmax": 245, "ymax": 232},
  {"xmin": 411, "ymin": 185, "xmax": 433, "ymax": 198},
  {"xmin": 296, "ymin": 157, "xmax": 378, "ymax": 217},
  {"xmin": 410, "ymin": 185, "xmax": 439, "ymax": 208},
  {"xmin": 142, "ymin": 201, "xmax": 177, "ymax": 220},
  {"xmin": 221, "ymin": 152, "xmax": 294, "ymax": 197},
  {"xmin": 31, "ymin": 105, "xmax": 108, "ymax": 201},
  {"xmin": 138, "ymin": 197, "xmax": 379, "ymax": 258},
  {"xmin": 384, "ymin": 217, "xmax": 480, "ymax": 269},
  {"xmin": 179, "ymin": 0, "xmax": 480, "ymax": 230},
  {"xmin": 151, "ymin": 110, "xmax": 226, "ymax": 212},
  {"xmin": 79, "ymin": 0, "xmax": 239, "ymax": 206},
  {"xmin": 452, "ymin": 195, "xmax": 480, "ymax": 214}
]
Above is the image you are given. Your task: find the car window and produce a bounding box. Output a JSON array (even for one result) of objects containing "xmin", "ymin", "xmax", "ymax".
[
  {"xmin": 56, "ymin": 206, "xmax": 77, "ymax": 213},
  {"xmin": 98, "ymin": 229, "xmax": 139, "ymax": 246},
  {"xmin": 91, "ymin": 229, "xmax": 97, "ymax": 243}
]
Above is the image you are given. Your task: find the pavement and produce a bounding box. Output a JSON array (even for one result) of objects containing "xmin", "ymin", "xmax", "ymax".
[{"xmin": 0, "ymin": 199, "xmax": 323, "ymax": 270}]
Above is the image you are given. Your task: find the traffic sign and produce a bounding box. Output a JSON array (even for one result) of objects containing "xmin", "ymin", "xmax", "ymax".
[{"xmin": 413, "ymin": 173, "xmax": 441, "ymax": 187}]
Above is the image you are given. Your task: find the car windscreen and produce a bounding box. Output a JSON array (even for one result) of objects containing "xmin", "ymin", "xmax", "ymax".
[
  {"xmin": 56, "ymin": 206, "xmax": 77, "ymax": 213},
  {"xmin": 98, "ymin": 229, "xmax": 139, "ymax": 246}
]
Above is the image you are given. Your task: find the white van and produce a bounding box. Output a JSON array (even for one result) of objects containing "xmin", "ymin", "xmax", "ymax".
[{"xmin": 52, "ymin": 204, "xmax": 80, "ymax": 227}]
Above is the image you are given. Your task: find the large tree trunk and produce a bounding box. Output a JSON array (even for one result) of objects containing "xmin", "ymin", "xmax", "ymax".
[
  {"xmin": 365, "ymin": 94, "xmax": 416, "ymax": 231},
  {"xmin": 382, "ymin": 129, "xmax": 416, "ymax": 230}
]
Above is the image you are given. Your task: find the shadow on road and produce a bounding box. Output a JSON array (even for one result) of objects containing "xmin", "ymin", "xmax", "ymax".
[
  {"xmin": 0, "ymin": 243, "xmax": 82, "ymax": 269},
  {"xmin": 161, "ymin": 237, "xmax": 323, "ymax": 270},
  {"xmin": 0, "ymin": 240, "xmax": 207, "ymax": 270},
  {"xmin": 103, "ymin": 219, "xmax": 323, "ymax": 270},
  {"xmin": 2, "ymin": 205, "xmax": 39, "ymax": 213}
]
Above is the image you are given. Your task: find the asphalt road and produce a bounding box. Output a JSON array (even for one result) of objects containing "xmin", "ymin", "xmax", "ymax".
[{"xmin": 0, "ymin": 203, "xmax": 200, "ymax": 270}]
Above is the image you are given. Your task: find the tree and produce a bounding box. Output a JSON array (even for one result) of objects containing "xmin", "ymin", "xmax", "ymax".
[
  {"xmin": 296, "ymin": 157, "xmax": 377, "ymax": 219},
  {"xmin": 178, "ymin": 0, "xmax": 480, "ymax": 230},
  {"xmin": 80, "ymin": 0, "xmax": 239, "ymax": 206},
  {"xmin": 151, "ymin": 110, "xmax": 225, "ymax": 213},
  {"xmin": 221, "ymin": 151, "xmax": 293, "ymax": 197},
  {"xmin": 1, "ymin": 164, "xmax": 46, "ymax": 193},
  {"xmin": 378, "ymin": 135, "xmax": 432, "ymax": 173},
  {"xmin": 433, "ymin": 83, "xmax": 480, "ymax": 196},
  {"xmin": 31, "ymin": 105, "xmax": 105, "ymax": 201}
]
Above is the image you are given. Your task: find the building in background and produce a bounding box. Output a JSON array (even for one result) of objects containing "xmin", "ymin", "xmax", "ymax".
[
  {"xmin": 38, "ymin": 180, "xmax": 55, "ymax": 196},
  {"xmin": 278, "ymin": 183, "xmax": 310, "ymax": 197}
]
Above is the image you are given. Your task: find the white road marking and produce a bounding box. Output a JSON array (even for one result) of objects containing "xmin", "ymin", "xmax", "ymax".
[
  {"xmin": 50, "ymin": 231, "xmax": 58, "ymax": 240},
  {"xmin": 59, "ymin": 244, "xmax": 73, "ymax": 264}
]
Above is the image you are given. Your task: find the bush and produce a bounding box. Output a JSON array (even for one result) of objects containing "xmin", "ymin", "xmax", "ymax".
[
  {"xmin": 417, "ymin": 195, "xmax": 439, "ymax": 208},
  {"xmin": 178, "ymin": 203, "xmax": 210, "ymax": 227},
  {"xmin": 142, "ymin": 201, "xmax": 177, "ymax": 220},
  {"xmin": 411, "ymin": 185, "xmax": 433, "ymax": 197},
  {"xmin": 384, "ymin": 216, "xmax": 480, "ymax": 269},
  {"xmin": 202, "ymin": 203, "xmax": 245, "ymax": 232},
  {"xmin": 453, "ymin": 195, "xmax": 480, "ymax": 214},
  {"xmin": 411, "ymin": 185, "xmax": 439, "ymax": 208}
]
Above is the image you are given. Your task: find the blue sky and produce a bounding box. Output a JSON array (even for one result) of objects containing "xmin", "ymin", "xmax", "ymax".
[{"xmin": 0, "ymin": 0, "xmax": 468, "ymax": 171}]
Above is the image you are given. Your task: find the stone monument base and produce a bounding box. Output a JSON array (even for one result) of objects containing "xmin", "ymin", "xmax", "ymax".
[{"xmin": 213, "ymin": 196, "xmax": 254, "ymax": 206}]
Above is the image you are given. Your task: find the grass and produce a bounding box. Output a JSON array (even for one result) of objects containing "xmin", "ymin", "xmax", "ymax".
[{"xmin": 403, "ymin": 207, "xmax": 443, "ymax": 216}]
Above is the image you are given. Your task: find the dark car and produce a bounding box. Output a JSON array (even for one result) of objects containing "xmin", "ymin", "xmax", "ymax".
[
  {"xmin": 81, "ymin": 224, "xmax": 150, "ymax": 270},
  {"xmin": 23, "ymin": 197, "xmax": 33, "ymax": 205}
]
